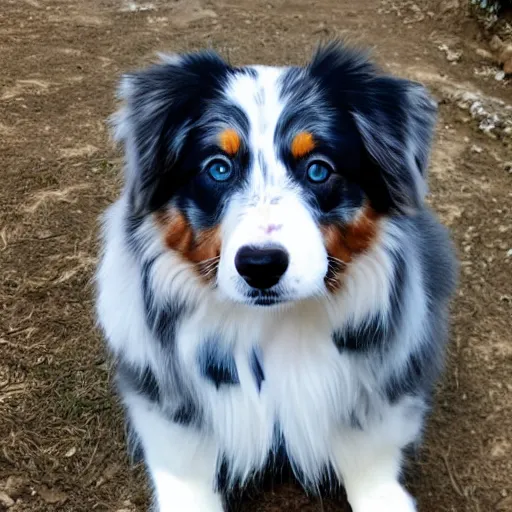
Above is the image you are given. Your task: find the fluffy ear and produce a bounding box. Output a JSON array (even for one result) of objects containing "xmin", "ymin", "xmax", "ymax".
[
  {"xmin": 351, "ymin": 77, "xmax": 437, "ymax": 213},
  {"xmin": 111, "ymin": 51, "xmax": 229, "ymax": 215},
  {"xmin": 309, "ymin": 42, "xmax": 437, "ymax": 214}
]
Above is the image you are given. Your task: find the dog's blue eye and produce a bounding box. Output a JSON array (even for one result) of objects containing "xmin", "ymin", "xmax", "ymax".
[
  {"xmin": 307, "ymin": 161, "xmax": 332, "ymax": 183},
  {"xmin": 207, "ymin": 159, "xmax": 233, "ymax": 182}
]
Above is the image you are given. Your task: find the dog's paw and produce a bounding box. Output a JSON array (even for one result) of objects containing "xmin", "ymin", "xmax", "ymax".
[{"xmin": 349, "ymin": 482, "xmax": 416, "ymax": 512}]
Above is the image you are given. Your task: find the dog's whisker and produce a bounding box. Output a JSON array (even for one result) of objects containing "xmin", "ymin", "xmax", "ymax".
[
  {"xmin": 196, "ymin": 256, "xmax": 221, "ymax": 266},
  {"xmin": 327, "ymin": 256, "xmax": 347, "ymax": 268},
  {"xmin": 200, "ymin": 266, "xmax": 219, "ymax": 279},
  {"xmin": 198, "ymin": 261, "xmax": 220, "ymax": 273}
]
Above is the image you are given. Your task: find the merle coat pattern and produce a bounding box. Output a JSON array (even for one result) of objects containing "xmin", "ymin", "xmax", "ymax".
[{"xmin": 96, "ymin": 42, "xmax": 457, "ymax": 512}]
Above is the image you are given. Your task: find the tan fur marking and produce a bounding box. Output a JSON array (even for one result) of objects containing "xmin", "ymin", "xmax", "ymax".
[
  {"xmin": 155, "ymin": 209, "xmax": 221, "ymax": 283},
  {"xmin": 321, "ymin": 206, "xmax": 381, "ymax": 292},
  {"xmin": 219, "ymin": 128, "xmax": 241, "ymax": 156},
  {"xmin": 291, "ymin": 131, "xmax": 315, "ymax": 159}
]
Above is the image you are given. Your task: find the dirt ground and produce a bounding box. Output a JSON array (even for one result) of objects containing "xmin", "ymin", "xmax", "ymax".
[{"xmin": 1, "ymin": 0, "xmax": 511, "ymax": 511}]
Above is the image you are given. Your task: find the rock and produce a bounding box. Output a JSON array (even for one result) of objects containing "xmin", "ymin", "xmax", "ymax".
[
  {"xmin": 475, "ymin": 48, "xmax": 493, "ymax": 60},
  {"xmin": 64, "ymin": 446, "xmax": 76, "ymax": 458},
  {"xmin": 457, "ymin": 91, "xmax": 480, "ymax": 107},
  {"xmin": 313, "ymin": 22, "xmax": 329, "ymax": 35},
  {"xmin": 490, "ymin": 35, "xmax": 504, "ymax": 52},
  {"xmin": 504, "ymin": 59, "xmax": 512, "ymax": 75},
  {"xmin": 438, "ymin": 44, "xmax": 462, "ymax": 62},
  {"xmin": 495, "ymin": 70, "xmax": 506, "ymax": 81},
  {"xmin": 121, "ymin": 2, "xmax": 156, "ymax": 12},
  {"xmin": 3, "ymin": 478, "xmax": 27, "ymax": 501},
  {"xmin": 0, "ymin": 491, "xmax": 15, "ymax": 508},
  {"xmin": 439, "ymin": 0, "xmax": 460, "ymax": 13},
  {"xmin": 474, "ymin": 66, "xmax": 497, "ymax": 78},
  {"xmin": 116, "ymin": 499, "xmax": 135, "ymax": 511}
]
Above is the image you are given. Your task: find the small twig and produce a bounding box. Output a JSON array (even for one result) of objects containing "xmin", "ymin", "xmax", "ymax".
[
  {"xmin": 81, "ymin": 440, "xmax": 100, "ymax": 475},
  {"xmin": 6, "ymin": 233, "xmax": 66, "ymax": 247},
  {"xmin": 441, "ymin": 450, "xmax": 464, "ymax": 497},
  {"xmin": 4, "ymin": 326, "xmax": 35, "ymax": 337},
  {"xmin": 0, "ymin": 338, "xmax": 46, "ymax": 352}
]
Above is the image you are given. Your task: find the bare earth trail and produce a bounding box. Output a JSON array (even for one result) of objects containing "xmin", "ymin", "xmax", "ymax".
[{"xmin": 1, "ymin": 1, "xmax": 511, "ymax": 511}]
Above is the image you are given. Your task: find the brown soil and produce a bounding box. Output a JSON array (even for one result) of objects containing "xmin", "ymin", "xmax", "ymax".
[{"xmin": 1, "ymin": 0, "xmax": 511, "ymax": 511}]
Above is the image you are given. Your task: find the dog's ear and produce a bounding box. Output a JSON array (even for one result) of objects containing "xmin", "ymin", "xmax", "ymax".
[
  {"xmin": 351, "ymin": 77, "xmax": 437, "ymax": 214},
  {"xmin": 309, "ymin": 42, "xmax": 437, "ymax": 214},
  {"xmin": 111, "ymin": 51, "xmax": 230, "ymax": 215}
]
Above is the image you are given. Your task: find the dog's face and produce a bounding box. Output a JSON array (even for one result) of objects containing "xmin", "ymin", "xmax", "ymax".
[{"xmin": 115, "ymin": 44, "xmax": 436, "ymax": 306}]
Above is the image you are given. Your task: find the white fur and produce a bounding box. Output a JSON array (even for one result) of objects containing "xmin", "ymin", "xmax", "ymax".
[{"xmin": 125, "ymin": 393, "xmax": 223, "ymax": 512}]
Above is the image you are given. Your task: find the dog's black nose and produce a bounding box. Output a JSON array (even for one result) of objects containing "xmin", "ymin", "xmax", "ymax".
[{"xmin": 235, "ymin": 245, "xmax": 289, "ymax": 290}]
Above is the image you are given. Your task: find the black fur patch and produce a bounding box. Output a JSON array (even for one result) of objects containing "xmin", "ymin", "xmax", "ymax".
[
  {"xmin": 332, "ymin": 315, "xmax": 386, "ymax": 352},
  {"xmin": 232, "ymin": 66, "xmax": 258, "ymax": 79},
  {"xmin": 124, "ymin": 212, "xmax": 146, "ymax": 254},
  {"xmin": 388, "ymin": 248, "xmax": 407, "ymax": 329},
  {"xmin": 116, "ymin": 360, "xmax": 160, "ymax": 403},
  {"xmin": 116, "ymin": 360, "xmax": 200, "ymax": 426},
  {"xmin": 198, "ymin": 338, "xmax": 239, "ymax": 388},
  {"xmin": 215, "ymin": 456, "xmax": 231, "ymax": 495},
  {"xmin": 250, "ymin": 349, "xmax": 265, "ymax": 392},
  {"xmin": 385, "ymin": 347, "xmax": 429, "ymax": 403},
  {"xmin": 216, "ymin": 425, "xmax": 292, "ymax": 499},
  {"xmin": 172, "ymin": 402, "xmax": 199, "ymax": 426},
  {"xmin": 141, "ymin": 257, "xmax": 187, "ymax": 346}
]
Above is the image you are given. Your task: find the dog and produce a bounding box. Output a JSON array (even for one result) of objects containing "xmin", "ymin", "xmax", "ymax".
[{"xmin": 96, "ymin": 41, "xmax": 457, "ymax": 512}]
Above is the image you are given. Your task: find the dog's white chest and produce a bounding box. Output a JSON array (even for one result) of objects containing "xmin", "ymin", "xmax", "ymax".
[{"xmin": 176, "ymin": 305, "xmax": 367, "ymax": 479}]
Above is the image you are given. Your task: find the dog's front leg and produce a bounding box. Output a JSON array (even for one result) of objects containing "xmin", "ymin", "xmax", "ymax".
[
  {"xmin": 125, "ymin": 394, "xmax": 224, "ymax": 512},
  {"xmin": 332, "ymin": 401, "xmax": 424, "ymax": 512}
]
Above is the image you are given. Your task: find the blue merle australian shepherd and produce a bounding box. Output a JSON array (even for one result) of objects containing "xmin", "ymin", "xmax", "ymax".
[{"xmin": 96, "ymin": 42, "xmax": 457, "ymax": 512}]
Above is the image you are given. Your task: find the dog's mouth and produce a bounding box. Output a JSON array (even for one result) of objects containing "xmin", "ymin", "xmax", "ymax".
[{"xmin": 246, "ymin": 289, "xmax": 286, "ymax": 307}]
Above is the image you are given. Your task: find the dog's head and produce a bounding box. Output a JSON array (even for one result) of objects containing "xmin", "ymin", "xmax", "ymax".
[{"xmin": 114, "ymin": 42, "xmax": 436, "ymax": 306}]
